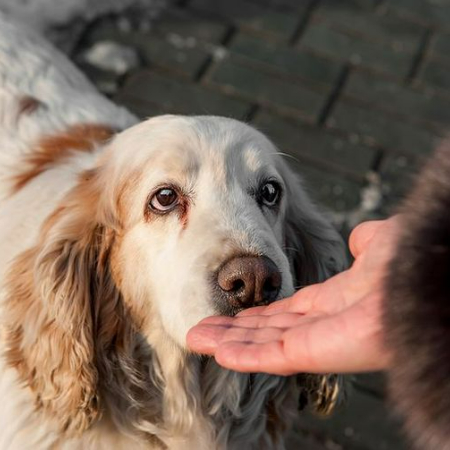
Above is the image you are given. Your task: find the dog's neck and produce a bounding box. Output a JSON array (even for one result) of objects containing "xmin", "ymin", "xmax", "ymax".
[
  {"xmin": 99, "ymin": 334, "xmax": 213, "ymax": 448},
  {"xmin": 99, "ymin": 330, "xmax": 295, "ymax": 449}
]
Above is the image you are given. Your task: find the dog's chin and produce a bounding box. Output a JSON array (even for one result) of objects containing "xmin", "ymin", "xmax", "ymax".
[
  {"xmin": 213, "ymin": 294, "xmax": 287, "ymax": 317},
  {"xmin": 215, "ymin": 303, "xmax": 245, "ymax": 317}
]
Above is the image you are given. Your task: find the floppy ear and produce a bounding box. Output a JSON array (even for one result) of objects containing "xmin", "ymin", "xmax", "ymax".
[
  {"xmin": 281, "ymin": 164, "xmax": 347, "ymax": 287},
  {"xmin": 3, "ymin": 169, "xmax": 121, "ymax": 435},
  {"xmin": 279, "ymin": 162, "xmax": 348, "ymax": 415}
]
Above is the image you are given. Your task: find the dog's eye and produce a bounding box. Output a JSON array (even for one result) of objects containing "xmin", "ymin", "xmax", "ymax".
[
  {"xmin": 260, "ymin": 181, "xmax": 281, "ymax": 206},
  {"xmin": 149, "ymin": 187, "xmax": 179, "ymax": 212}
]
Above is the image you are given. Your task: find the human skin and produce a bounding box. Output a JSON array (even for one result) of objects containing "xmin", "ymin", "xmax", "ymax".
[{"xmin": 187, "ymin": 218, "xmax": 399, "ymax": 375}]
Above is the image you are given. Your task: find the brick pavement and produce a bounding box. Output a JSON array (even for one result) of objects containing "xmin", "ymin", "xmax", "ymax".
[{"xmin": 69, "ymin": 0, "xmax": 450, "ymax": 447}]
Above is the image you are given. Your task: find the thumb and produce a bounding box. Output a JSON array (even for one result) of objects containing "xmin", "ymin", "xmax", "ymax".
[{"xmin": 349, "ymin": 220, "xmax": 386, "ymax": 259}]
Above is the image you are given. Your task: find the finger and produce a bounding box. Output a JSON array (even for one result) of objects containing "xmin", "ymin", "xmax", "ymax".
[
  {"xmin": 261, "ymin": 280, "xmax": 348, "ymax": 315},
  {"xmin": 187, "ymin": 317, "xmax": 305, "ymax": 353},
  {"xmin": 236, "ymin": 305, "xmax": 269, "ymax": 317},
  {"xmin": 220, "ymin": 325, "xmax": 285, "ymax": 344},
  {"xmin": 349, "ymin": 220, "xmax": 386, "ymax": 259},
  {"xmin": 232, "ymin": 312, "xmax": 313, "ymax": 329},
  {"xmin": 186, "ymin": 323, "xmax": 229, "ymax": 354},
  {"xmin": 212, "ymin": 317, "xmax": 344, "ymax": 374},
  {"xmin": 254, "ymin": 284, "xmax": 320, "ymax": 315},
  {"xmin": 235, "ymin": 290, "xmax": 315, "ymax": 318},
  {"xmin": 236, "ymin": 298, "xmax": 312, "ymax": 317},
  {"xmin": 214, "ymin": 295, "xmax": 389, "ymax": 374},
  {"xmin": 197, "ymin": 311, "xmax": 313, "ymax": 330},
  {"xmin": 215, "ymin": 340, "xmax": 297, "ymax": 375},
  {"xmin": 196, "ymin": 316, "xmax": 235, "ymax": 326},
  {"xmin": 187, "ymin": 312, "xmax": 317, "ymax": 355}
]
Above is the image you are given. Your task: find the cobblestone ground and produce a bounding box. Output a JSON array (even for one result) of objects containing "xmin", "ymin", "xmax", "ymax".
[{"xmin": 66, "ymin": 0, "xmax": 450, "ymax": 448}]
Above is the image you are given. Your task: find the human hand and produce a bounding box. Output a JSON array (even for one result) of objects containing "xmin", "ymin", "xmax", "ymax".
[{"xmin": 186, "ymin": 218, "xmax": 399, "ymax": 375}]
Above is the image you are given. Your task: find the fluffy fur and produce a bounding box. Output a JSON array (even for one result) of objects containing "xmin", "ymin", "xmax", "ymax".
[
  {"xmin": 384, "ymin": 142, "xmax": 450, "ymax": 450},
  {"xmin": 0, "ymin": 13, "xmax": 346, "ymax": 449}
]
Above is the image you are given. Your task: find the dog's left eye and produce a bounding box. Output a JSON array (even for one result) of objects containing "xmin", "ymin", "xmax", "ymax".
[
  {"xmin": 149, "ymin": 187, "xmax": 179, "ymax": 212},
  {"xmin": 259, "ymin": 181, "xmax": 281, "ymax": 207}
]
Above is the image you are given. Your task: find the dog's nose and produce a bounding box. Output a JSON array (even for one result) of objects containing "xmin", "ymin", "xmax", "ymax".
[{"xmin": 217, "ymin": 256, "xmax": 282, "ymax": 308}]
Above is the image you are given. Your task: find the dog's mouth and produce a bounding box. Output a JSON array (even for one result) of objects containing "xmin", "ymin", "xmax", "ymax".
[
  {"xmin": 212, "ymin": 282, "xmax": 284, "ymax": 317},
  {"xmin": 215, "ymin": 302, "xmax": 246, "ymax": 317}
]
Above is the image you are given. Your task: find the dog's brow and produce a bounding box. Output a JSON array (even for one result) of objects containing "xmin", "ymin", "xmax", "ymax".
[{"xmin": 242, "ymin": 148, "xmax": 263, "ymax": 172}]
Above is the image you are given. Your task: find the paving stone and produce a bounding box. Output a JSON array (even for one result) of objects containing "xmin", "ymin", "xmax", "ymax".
[
  {"xmin": 429, "ymin": 32, "xmax": 450, "ymax": 63},
  {"xmin": 377, "ymin": 150, "xmax": 426, "ymax": 215},
  {"xmin": 207, "ymin": 57, "xmax": 329, "ymax": 123},
  {"xmin": 315, "ymin": 1, "xmax": 425, "ymax": 52},
  {"xmin": 229, "ymin": 33, "xmax": 343, "ymax": 89},
  {"xmin": 298, "ymin": 390, "xmax": 408, "ymax": 450},
  {"xmin": 327, "ymin": 101, "xmax": 439, "ymax": 156},
  {"xmin": 153, "ymin": 8, "xmax": 229, "ymax": 43},
  {"xmin": 117, "ymin": 71, "xmax": 251, "ymax": 118},
  {"xmin": 300, "ymin": 22, "xmax": 415, "ymax": 78},
  {"xmin": 113, "ymin": 95, "xmax": 166, "ymax": 119},
  {"xmin": 83, "ymin": 9, "xmax": 228, "ymax": 44},
  {"xmin": 76, "ymin": 61, "xmax": 122, "ymax": 95},
  {"xmin": 80, "ymin": 16, "xmax": 143, "ymax": 45},
  {"xmin": 253, "ymin": 111, "xmax": 378, "ymax": 178},
  {"xmin": 250, "ymin": 0, "xmax": 313, "ymax": 11},
  {"xmin": 188, "ymin": 0, "xmax": 301, "ymax": 41},
  {"xmin": 379, "ymin": 151, "xmax": 423, "ymax": 200},
  {"xmin": 79, "ymin": 16, "xmax": 210, "ymax": 79},
  {"xmin": 384, "ymin": 0, "xmax": 450, "ymax": 29},
  {"xmin": 288, "ymin": 161, "xmax": 363, "ymax": 212},
  {"xmin": 344, "ymin": 71, "xmax": 450, "ymax": 130},
  {"xmin": 326, "ymin": 0, "xmax": 379, "ymax": 8},
  {"xmin": 138, "ymin": 35, "xmax": 209, "ymax": 79},
  {"xmin": 418, "ymin": 58, "xmax": 450, "ymax": 94}
]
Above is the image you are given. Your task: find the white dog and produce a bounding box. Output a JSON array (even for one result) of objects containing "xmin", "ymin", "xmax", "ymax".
[{"xmin": 0, "ymin": 12, "xmax": 346, "ymax": 450}]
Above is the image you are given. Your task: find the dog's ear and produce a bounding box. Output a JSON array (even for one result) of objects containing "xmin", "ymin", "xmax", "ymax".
[
  {"xmin": 3, "ymin": 168, "xmax": 121, "ymax": 435},
  {"xmin": 281, "ymin": 166, "xmax": 347, "ymax": 287},
  {"xmin": 279, "ymin": 162, "xmax": 348, "ymax": 415}
]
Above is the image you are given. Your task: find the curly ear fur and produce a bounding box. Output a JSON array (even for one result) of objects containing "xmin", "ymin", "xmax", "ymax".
[
  {"xmin": 384, "ymin": 142, "xmax": 450, "ymax": 450},
  {"xmin": 3, "ymin": 168, "xmax": 121, "ymax": 435}
]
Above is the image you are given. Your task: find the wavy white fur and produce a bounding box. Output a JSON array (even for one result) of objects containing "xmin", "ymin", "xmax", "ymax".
[{"xmin": 0, "ymin": 13, "xmax": 346, "ymax": 450}]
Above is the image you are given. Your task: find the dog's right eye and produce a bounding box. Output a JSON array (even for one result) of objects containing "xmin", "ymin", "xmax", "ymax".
[{"xmin": 149, "ymin": 187, "xmax": 179, "ymax": 212}]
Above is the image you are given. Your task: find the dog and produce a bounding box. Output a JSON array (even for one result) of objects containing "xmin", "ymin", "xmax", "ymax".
[{"xmin": 0, "ymin": 12, "xmax": 346, "ymax": 450}]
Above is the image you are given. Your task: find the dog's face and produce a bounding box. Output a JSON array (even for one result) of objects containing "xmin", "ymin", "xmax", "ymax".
[
  {"xmin": 4, "ymin": 115, "xmax": 346, "ymax": 434},
  {"xmin": 110, "ymin": 116, "xmax": 294, "ymax": 345},
  {"xmin": 100, "ymin": 115, "xmax": 344, "ymax": 346}
]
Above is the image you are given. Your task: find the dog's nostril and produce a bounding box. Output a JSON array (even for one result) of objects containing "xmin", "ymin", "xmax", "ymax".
[
  {"xmin": 263, "ymin": 277, "xmax": 279, "ymax": 293},
  {"xmin": 231, "ymin": 279, "xmax": 245, "ymax": 292},
  {"xmin": 262, "ymin": 273, "xmax": 282, "ymax": 301}
]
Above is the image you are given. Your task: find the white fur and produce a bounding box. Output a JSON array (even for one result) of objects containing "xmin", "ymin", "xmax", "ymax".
[{"xmin": 0, "ymin": 13, "xmax": 346, "ymax": 449}]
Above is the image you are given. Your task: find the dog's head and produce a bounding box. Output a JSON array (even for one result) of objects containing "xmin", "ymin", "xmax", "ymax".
[
  {"xmin": 102, "ymin": 116, "xmax": 345, "ymax": 343},
  {"xmin": 4, "ymin": 115, "xmax": 346, "ymax": 434}
]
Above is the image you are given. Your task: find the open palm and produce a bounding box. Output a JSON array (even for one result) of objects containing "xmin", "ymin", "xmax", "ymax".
[{"xmin": 187, "ymin": 218, "xmax": 399, "ymax": 375}]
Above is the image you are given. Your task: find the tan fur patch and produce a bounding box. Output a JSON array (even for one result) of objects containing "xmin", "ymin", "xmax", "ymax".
[
  {"xmin": 12, "ymin": 123, "xmax": 114, "ymax": 192},
  {"xmin": 4, "ymin": 173, "xmax": 112, "ymax": 434}
]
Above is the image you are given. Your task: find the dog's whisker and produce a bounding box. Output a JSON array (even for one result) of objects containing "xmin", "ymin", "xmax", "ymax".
[{"xmin": 271, "ymin": 151, "xmax": 300, "ymax": 163}]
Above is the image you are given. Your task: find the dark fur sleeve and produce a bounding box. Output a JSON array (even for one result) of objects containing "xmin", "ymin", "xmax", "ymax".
[{"xmin": 383, "ymin": 142, "xmax": 450, "ymax": 449}]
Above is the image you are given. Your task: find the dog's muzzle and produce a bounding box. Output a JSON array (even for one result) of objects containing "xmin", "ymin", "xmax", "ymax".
[{"xmin": 215, "ymin": 255, "xmax": 281, "ymax": 313}]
